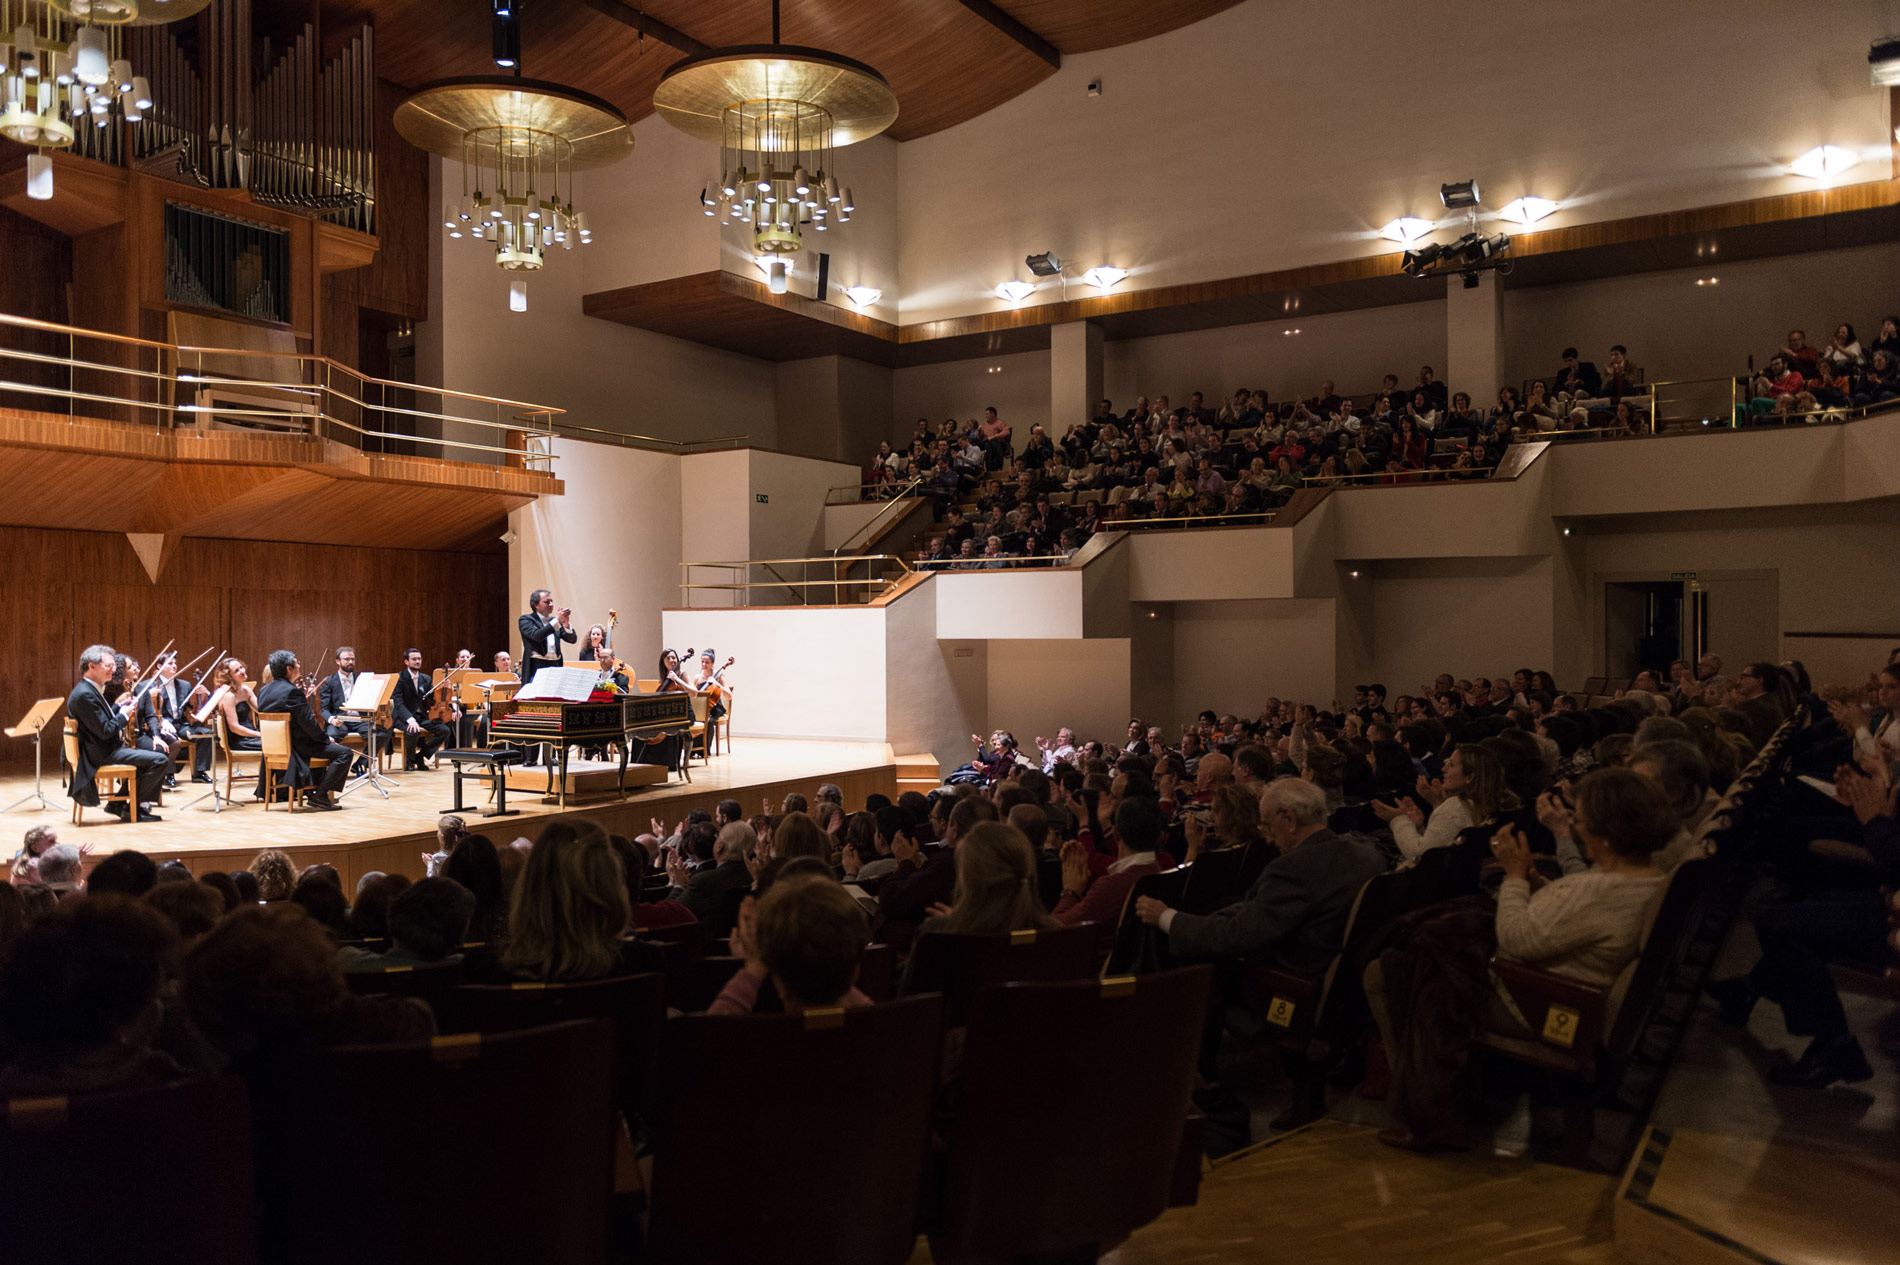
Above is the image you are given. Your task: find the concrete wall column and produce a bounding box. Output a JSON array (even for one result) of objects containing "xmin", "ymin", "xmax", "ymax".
[
  {"xmin": 1445, "ymin": 270, "xmax": 1504, "ymax": 408},
  {"xmin": 1050, "ymin": 319, "xmax": 1104, "ymax": 435}
]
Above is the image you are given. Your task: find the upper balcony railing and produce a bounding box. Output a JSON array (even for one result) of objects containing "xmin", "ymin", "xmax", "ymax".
[{"xmin": 0, "ymin": 311, "xmax": 560, "ymax": 472}]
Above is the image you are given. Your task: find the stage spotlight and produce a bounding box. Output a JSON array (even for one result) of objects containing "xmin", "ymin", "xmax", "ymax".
[
  {"xmin": 1439, "ymin": 180, "xmax": 1481, "ymax": 209},
  {"xmin": 1025, "ymin": 251, "xmax": 1062, "ymax": 277}
]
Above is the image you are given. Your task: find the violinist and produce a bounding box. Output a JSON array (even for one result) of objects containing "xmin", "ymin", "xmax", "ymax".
[
  {"xmin": 319, "ymin": 646, "xmax": 387, "ymax": 774},
  {"xmin": 391, "ymin": 648, "xmax": 452, "ymax": 771},
  {"xmin": 141, "ymin": 651, "xmax": 215, "ymax": 784},
  {"xmin": 255, "ymin": 650, "xmax": 351, "ymax": 810},
  {"xmin": 69, "ymin": 644, "xmax": 172, "ymax": 822}
]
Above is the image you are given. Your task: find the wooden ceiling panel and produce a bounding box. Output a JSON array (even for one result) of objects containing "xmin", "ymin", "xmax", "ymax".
[
  {"xmin": 991, "ymin": 0, "xmax": 1247, "ymax": 54},
  {"xmin": 332, "ymin": 0, "xmax": 1058, "ymax": 141}
]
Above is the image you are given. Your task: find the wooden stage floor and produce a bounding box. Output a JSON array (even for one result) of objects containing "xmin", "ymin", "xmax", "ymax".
[{"xmin": 0, "ymin": 739, "xmax": 899, "ymax": 889}]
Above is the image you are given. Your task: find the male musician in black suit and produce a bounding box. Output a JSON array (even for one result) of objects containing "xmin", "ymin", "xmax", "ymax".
[
  {"xmin": 391, "ymin": 647, "xmax": 452, "ymax": 771},
  {"xmin": 519, "ymin": 588, "xmax": 576, "ymax": 683},
  {"xmin": 140, "ymin": 651, "xmax": 214, "ymax": 784},
  {"xmin": 68, "ymin": 643, "xmax": 172, "ymax": 822},
  {"xmin": 257, "ymin": 650, "xmax": 352, "ymax": 810},
  {"xmin": 318, "ymin": 646, "xmax": 388, "ymax": 775}
]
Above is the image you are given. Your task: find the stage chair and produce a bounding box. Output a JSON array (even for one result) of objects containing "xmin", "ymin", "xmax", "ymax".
[
  {"xmin": 898, "ymin": 924, "xmax": 1099, "ymax": 1027},
  {"xmin": 713, "ymin": 691, "xmax": 733, "ymax": 755},
  {"xmin": 647, "ymin": 994, "xmax": 944, "ymax": 1265},
  {"xmin": 62, "ymin": 718, "xmax": 139, "ymax": 824},
  {"xmin": 256, "ymin": 713, "xmax": 330, "ymax": 812},
  {"xmin": 433, "ymin": 973, "xmax": 666, "ymax": 1126},
  {"xmin": 0, "ymin": 1077, "xmax": 256, "ymax": 1265},
  {"xmin": 687, "ymin": 692, "xmax": 711, "ymax": 763},
  {"xmin": 264, "ymin": 1020, "xmax": 616, "ymax": 1265},
  {"xmin": 215, "ymin": 713, "xmax": 264, "ymax": 804},
  {"xmin": 934, "ymin": 968, "xmax": 1214, "ymax": 1259},
  {"xmin": 636, "ymin": 678, "xmax": 660, "ymax": 693}
]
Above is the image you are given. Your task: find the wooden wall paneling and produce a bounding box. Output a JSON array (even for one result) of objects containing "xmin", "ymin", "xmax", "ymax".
[
  {"xmin": 0, "ymin": 524, "xmax": 508, "ymax": 770},
  {"xmin": 0, "ymin": 206, "xmax": 74, "ymax": 415},
  {"xmin": 69, "ymin": 224, "xmax": 140, "ymax": 422}
]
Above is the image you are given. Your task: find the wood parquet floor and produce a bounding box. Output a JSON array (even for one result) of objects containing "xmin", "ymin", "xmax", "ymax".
[{"xmin": 905, "ymin": 1120, "xmax": 1622, "ymax": 1265}]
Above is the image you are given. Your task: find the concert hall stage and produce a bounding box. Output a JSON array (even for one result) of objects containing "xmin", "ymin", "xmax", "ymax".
[{"xmin": 0, "ymin": 740, "xmax": 900, "ymax": 889}]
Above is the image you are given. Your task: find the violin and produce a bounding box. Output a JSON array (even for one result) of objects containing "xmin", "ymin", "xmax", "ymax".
[{"xmin": 429, "ymin": 661, "xmax": 460, "ymax": 725}]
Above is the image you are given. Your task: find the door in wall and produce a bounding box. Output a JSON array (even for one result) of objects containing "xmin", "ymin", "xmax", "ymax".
[{"xmin": 1604, "ymin": 580, "xmax": 1683, "ymax": 680}]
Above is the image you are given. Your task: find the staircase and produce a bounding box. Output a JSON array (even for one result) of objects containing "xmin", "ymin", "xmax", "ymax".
[{"xmin": 893, "ymin": 752, "xmax": 941, "ymax": 792}]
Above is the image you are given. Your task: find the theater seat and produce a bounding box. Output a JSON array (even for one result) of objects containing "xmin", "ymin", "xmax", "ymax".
[
  {"xmin": 936, "ymin": 968, "xmax": 1214, "ymax": 1259},
  {"xmin": 648, "ymin": 994, "xmax": 944, "ymax": 1265},
  {"xmin": 898, "ymin": 924, "xmax": 1099, "ymax": 1026},
  {"xmin": 262, "ymin": 1020, "xmax": 616, "ymax": 1265},
  {"xmin": 0, "ymin": 1077, "xmax": 256, "ymax": 1265}
]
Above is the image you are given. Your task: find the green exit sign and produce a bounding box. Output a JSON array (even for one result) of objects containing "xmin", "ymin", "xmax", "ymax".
[{"xmin": 755, "ymin": 493, "xmax": 769, "ymax": 504}]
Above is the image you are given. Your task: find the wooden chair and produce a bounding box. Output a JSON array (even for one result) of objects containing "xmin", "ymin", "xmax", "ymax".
[
  {"xmin": 935, "ymin": 968, "xmax": 1215, "ymax": 1259},
  {"xmin": 1582, "ymin": 676, "xmax": 1608, "ymax": 695},
  {"xmin": 647, "ymin": 994, "xmax": 945, "ymax": 1265},
  {"xmin": 265, "ymin": 1020, "xmax": 616, "ymax": 1265},
  {"xmin": 686, "ymin": 691, "xmax": 711, "ymax": 763},
  {"xmin": 898, "ymin": 924, "xmax": 1100, "ymax": 1027},
  {"xmin": 1104, "ymin": 866, "xmax": 1189, "ymax": 974},
  {"xmin": 257, "ymin": 713, "xmax": 330, "ymax": 812},
  {"xmin": 433, "ymin": 973, "xmax": 667, "ymax": 1126},
  {"xmin": 215, "ymin": 712, "xmax": 264, "ymax": 804},
  {"xmin": 342, "ymin": 960, "xmax": 467, "ymax": 1011},
  {"xmin": 635, "ymin": 678, "xmax": 660, "ymax": 693},
  {"xmin": 0, "ymin": 1077, "xmax": 256, "ymax": 1265},
  {"xmin": 663, "ymin": 952, "xmax": 747, "ymax": 1014},
  {"xmin": 1178, "ymin": 844, "xmax": 1256, "ymax": 914},
  {"xmin": 61, "ymin": 717, "xmax": 139, "ymax": 824},
  {"xmin": 712, "ymin": 689, "xmax": 732, "ymax": 755}
]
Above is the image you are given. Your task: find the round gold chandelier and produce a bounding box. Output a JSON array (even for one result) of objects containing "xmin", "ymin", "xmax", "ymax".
[
  {"xmin": 0, "ymin": 0, "xmax": 206, "ymax": 195},
  {"xmin": 652, "ymin": 3, "xmax": 896, "ymax": 274},
  {"xmin": 395, "ymin": 75, "xmax": 632, "ymax": 275}
]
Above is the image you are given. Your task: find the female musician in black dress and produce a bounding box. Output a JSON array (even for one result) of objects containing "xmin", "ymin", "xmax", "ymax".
[
  {"xmin": 215, "ymin": 658, "xmax": 262, "ymax": 751},
  {"xmin": 656, "ymin": 648, "xmax": 693, "ymax": 693}
]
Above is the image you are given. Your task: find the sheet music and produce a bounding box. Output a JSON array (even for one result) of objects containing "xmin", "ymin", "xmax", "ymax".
[
  {"xmin": 344, "ymin": 672, "xmax": 391, "ymax": 711},
  {"xmin": 192, "ymin": 685, "xmax": 230, "ymax": 725},
  {"xmin": 516, "ymin": 666, "xmax": 601, "ymax": 702}
]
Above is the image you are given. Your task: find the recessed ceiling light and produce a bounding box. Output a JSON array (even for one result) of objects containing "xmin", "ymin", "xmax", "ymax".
[
  {"xmin": 842, "ymin": 285, "xmax": 881, "ymax": 306},
  {"xmin": 1380, "ymin": 217, "xmax": 1435, "ymax": 245},
  {"xmin": 1497, "ymin": 196, "xmax": 1558, "ymax": 225},
  {"xmin": 1788, "ymin": 145, "xmax": 1860, "ymax": 182},
  {"xmin": 1080, "ymin": 265, "xmax": 1127, "ymax": 289},
  {"xmin": 995, "ymin": 279, "xmax": 1035, "ymax": 303},
  {"xmin": 1283, "ymin": 328, "xmax": 1301, "ymax": 336}
]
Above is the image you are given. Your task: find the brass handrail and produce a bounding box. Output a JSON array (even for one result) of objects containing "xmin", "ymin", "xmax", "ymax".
[
  {"xmin": 550, "ymin": 419, "xmax": 750, "ymax": 450},
  {"xmin": 833, "ymin": 478, "xmax": 927, "ymax": 556},
  {"xmin": 0, "ymin": 309, "xmax": 562, "ymax": 467},
  {"xmin": 679, "ymin": 554, "xmax": 917, "ymax": 608}
]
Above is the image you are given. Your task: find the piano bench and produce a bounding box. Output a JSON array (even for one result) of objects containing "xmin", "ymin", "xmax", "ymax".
[{"xmin": 442, "ymin": 748, "xmax": 523, "ymax": 819}]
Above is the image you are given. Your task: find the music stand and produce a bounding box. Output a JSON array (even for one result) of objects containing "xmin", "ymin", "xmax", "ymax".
[
  {"xmin": 339, "ymin": 673, "xmax": 399, "ymax": 800},
  {"xmin": 177, "ymin": 685, "xmax": 230, "ymax": 813},
  {"xmin": 3, "ymin": 698, "xmax": 66, "ymax": 813}
]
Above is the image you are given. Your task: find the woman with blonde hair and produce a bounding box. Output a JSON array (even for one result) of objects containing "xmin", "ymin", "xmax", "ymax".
[
  {"xmin": 498, "ymin": 819, "xmax": 661, "ymax": 982},
  {"xmin": 924, "ymin": 822, "xmax": 1058, "ymax": 937},
  {"xmin": 249, "ymin": 848, "xmax": 295, "ymax": 902}
]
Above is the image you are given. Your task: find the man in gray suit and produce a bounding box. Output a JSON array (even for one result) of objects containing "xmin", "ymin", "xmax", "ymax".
[{"xmin": 1137, "ymin": 776, "xmax": 1386, "ymax": 974}]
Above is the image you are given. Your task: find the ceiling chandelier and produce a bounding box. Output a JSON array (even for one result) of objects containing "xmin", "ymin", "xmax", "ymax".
[
  {"xmin": 0, "ymin": 0, "xmax": 205, "ymax": 198},
  {"xmin": 396, "ymin": 32, "xmax": 632, "ymax": 280},
  {"xmin": 652, "ymin": 0, "xmax": 896, "ymax": 276}
]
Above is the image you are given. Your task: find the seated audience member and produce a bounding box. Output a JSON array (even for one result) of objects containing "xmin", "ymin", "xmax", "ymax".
[
  {"xmin": 1185, "ymin": 782, "xmax": 1263, "ymax": 858},
  {"xmin": 1553, "ymin": 347, "xmax": 1601, "ymax": 399},
  {"xmin": 844, "ymin": 806, "xmax": 913, "ymax": 887},
  {"xmin": 8, "ymin": 824, "xmax": 62, "ymax": 887},
  {"xmin": 1372, "ymin": 744, "xmax": 1512, "ymax": 864},
  {"xmin": 250, "ymin": 849, "xmax": 296, "ymax": 903},
  {"xmin": 771, "ymin": 811, "xmax": 833, "ymax": 865},
  {"xmin": 184, "ymin": 904, "xmax": 435, "ymax": 1070},
  {"xmin": 36, "ymin": 844, "xmax": 86, "ymax": 900},
  {"xmin": 878, "ymin": 795, "xmax": 997, "ymax": 949},
  {"xmin": 1706, "ymin": 758, "xmax": 1897, "ymax": 1088},
  {"xmin": 916, "ymin": 821, "xmax": 1057, "ymax": 939},
  {"xmin": 711, "ymin": 874, "xmax": 873, "ymax": 1015},
  {"xmin": 1055, "ymin": 797, "xmax": 1171, "ymax": 962},
  {"xmin": 1733, "ymin": 662, "xmax": 1791, "ymax": 747},
  {"xmin": 142, "ymin": 880, "xmax": 224, "ymax": 946},
  {"xmin": 491, "ymin": 819, "xmax": 663, "ymax": 982},
  {"xmin": 289, "ymin": 872, "xmax": 350, "ymax": 938},
  {"xmin": 665, "ymin": 821, "xmax": 753, "ymax": 934},
  {"xmin": 349, "ymin": 872, "xmax": 411, "ymax": 940},
  {"xmin": 0, "ymin": 896, "xmax": 182, "ymax": 1095},
  {"xmin": 82, "ymin": 849, "xmax": 159, "ymax": 898},
  {"xmin": 231, "ymin": 870, "xmax": 261, "ymax": 905},
  {"xmin": 442, "ymin": 833, "xmax": 508, "ymax": 945},
  {"xmin": 1369, "ymin": 767, "xmax": 1674, "ymax": 1150},
  {"xmin": 1135, "ymin": 778, "xmax": 1385, "ymax": 974},
  {"xmin": 338, "ymin": 879, "xmax": 476, "ymax": 972}
]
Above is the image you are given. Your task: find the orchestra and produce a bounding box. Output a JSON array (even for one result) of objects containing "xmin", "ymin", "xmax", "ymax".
[{"xmin": 56, "ymin": 591, "xmax": 735, "ymax": 823}]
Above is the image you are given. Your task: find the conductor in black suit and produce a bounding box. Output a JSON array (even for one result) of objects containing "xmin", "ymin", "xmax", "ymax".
[
  {"xmin": 68, "ymin": 643, "xmax": 172, "ymax": 822},
  {"xmin": 519, "ymin": 588, "xmax": 577, "ymax": 683},
  {"xmin": 256, "ymin": 650, "xmax": 352, "ymax": 810},
  {"xmin": 391, "ymin": 647, "xmax": 452, "ymax": 771}
]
